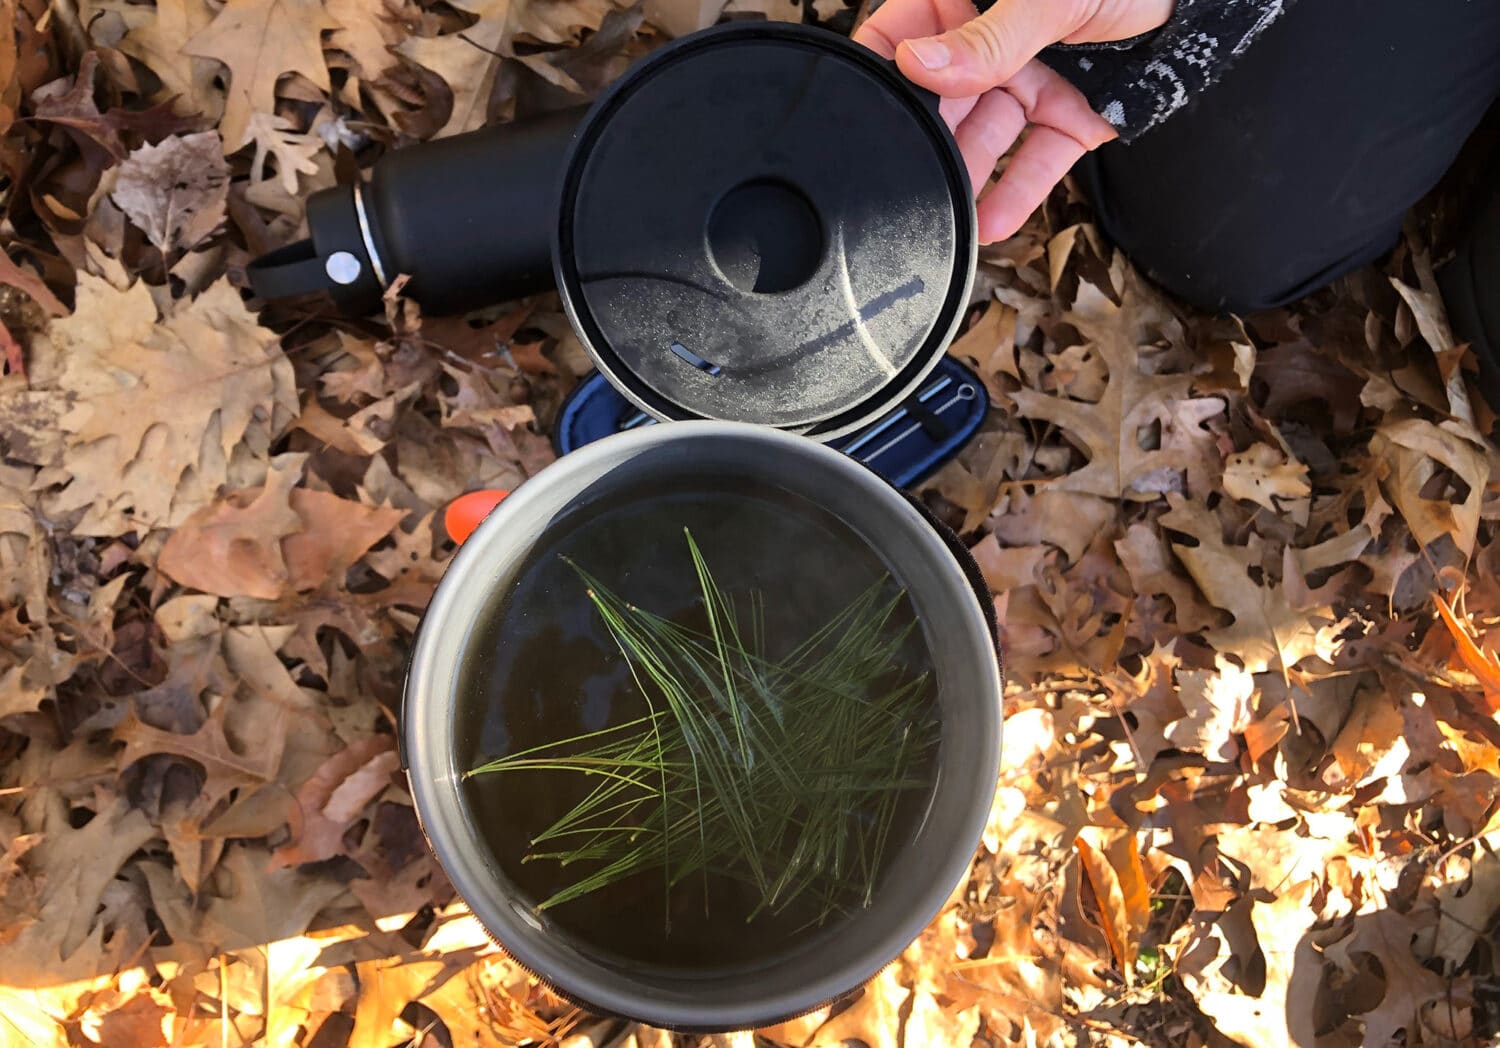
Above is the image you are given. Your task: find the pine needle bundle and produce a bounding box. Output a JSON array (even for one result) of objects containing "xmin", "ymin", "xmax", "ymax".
[{"xmin": 467, "ymin": 529, "xmax": 938, "ymax": 926}]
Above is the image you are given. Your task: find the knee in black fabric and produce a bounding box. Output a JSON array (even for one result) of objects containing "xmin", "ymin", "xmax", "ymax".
[
  {"xmin": 1112, "ymin": 230, "xmax": 1400, "ymax": 315},
  {"xmin": 1075, "ymin": 153, "xmax": 1403, "ymax": 315}
]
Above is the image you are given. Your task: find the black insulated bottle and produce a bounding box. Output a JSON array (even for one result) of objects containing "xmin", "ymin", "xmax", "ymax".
[{"xmin": 246, "ymin": 107, "xmax": 584, "ymax": 315}]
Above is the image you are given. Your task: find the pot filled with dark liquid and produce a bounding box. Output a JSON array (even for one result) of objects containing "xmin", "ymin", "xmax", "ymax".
[{"xmin": 402, "ymin": 423, "xmax": 1002, "ymax": 1029}]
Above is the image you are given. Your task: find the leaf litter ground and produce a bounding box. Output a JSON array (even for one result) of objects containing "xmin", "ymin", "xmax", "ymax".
[{"xmin": 0, "ymin": 0, "xmax": 1498, "ymax": 1045}]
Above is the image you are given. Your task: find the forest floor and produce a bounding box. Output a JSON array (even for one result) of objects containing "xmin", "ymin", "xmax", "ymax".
[{"xmin": 0, "ymin": 0, "xmax": 1498, "ymax": 1045}]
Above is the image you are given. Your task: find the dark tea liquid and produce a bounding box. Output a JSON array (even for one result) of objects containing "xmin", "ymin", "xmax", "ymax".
[{"xmin": 456, "ymin": 475, "xmax": 938, "ymax": 969}]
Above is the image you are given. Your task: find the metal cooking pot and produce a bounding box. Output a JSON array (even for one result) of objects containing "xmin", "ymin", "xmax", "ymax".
[{"xmin": 401, "ymin": 422, "xmax": 1002, "ymax": 1030}]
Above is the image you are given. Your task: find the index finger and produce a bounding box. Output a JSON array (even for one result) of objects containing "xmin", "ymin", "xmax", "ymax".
[{"xmin": 976, "ymin": 125, "xmax": 1086, "ymax": 242}]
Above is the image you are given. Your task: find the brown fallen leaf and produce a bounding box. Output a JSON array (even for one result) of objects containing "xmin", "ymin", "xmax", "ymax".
[
  {"xmin": 1075, "ymin": 826, "xmax": 1151, "ymax": 976},
  {"xmin": 969, "ymin": 534, "xmax": 1050, "ymax": 594},
  {"xmin": 1370, "ymin": 417, "xmax": 1488, "ymax": 558},
  {"xmin": 1160, "ymin": 494, "xmax": 1329, "ymax": 675},
  {"xmin": 158, "ymin": 455, "xmax": 405, "ymax": 598},
  {"xmin": 270, "ymin": 735, "xmax": 399, "ymax": 868},
  {"xmin": 115, "ymin": 696, "xmax": 286, "ymax": 817},
  {"xmin": 157, "ymin": 454, "xmax": 304, "ymax": 599},
  {"xmin": 397, "ymin": 0, "xmax": 620, "ymax": 138},
  {"xmin": 1325, "ymin": 685, "xmax": 1407, "ymax": 789},
  {"xmin": 29, "ymin": 53, "xmax": 126, "ymax": 162},
  {"xmin": 111, "ymin": 0, "xmax": 223, "ymax": 121},
  {"xmin": 284, "ymin": 488, "xmax": 406, "ymax": 589},
  {"xmin": 0, "ymin": 0, "xmax": 19, "ymax": 136},
  {"xmin": 1010, "ymin": 274, "xmax": 1224, "ymax": 499},
  {"xmin": 42, "ymin": 275, "xmax": 296, "ymax": 535},
  {"xmin": 1326, "ymin": 909, "xmax": 1446, "ymax": 1047},
  {"xmin": 1167, "ymin": 660, "xmax": 1254, "ymax": 761},
  {"xmin": 1222, "ymin": 441, "xmax": 1310, "ymax": 517},
  {"xmin": 350, "ymin": 954, "xmax": 522, "ymax": 1046},
  {"xmin": 1425, "ymin": 842, "xmax": 1500, "ymax": 971},
  {"xmin": 110, "ymin": 132, "xmax": 229, "ymax": 252},
  {"xmin": 0, "ymin": 244, "xmax": 67, "ymax": 316},
  {"xmin": 1433, "ymin": 593, "xmax": 1500, "ymax": 714},
  {"xmin": 1114, "ymin": 521, "xmax": 1223, "ymax": 634},
  {"xmin": 325, "ymin": 0, "xmax": 407, "ymax": 82},
  {"xmin": 17, "ymin": 795, "xmax": 157, "ymax": 960},
  {"xmin": 183, "ymin": 0, "xmax": 340, "ymax": 152},
  {"xmin": 510, "ymin": 339, "xmax": 559, "ymax": 376},
  {"xmin": 643, "ymin": 0, "xmax": 727, "ymax": 37},
  {"xmin": 84, "ymin": 987, "xmax": 174, "ymax": 1048},
  {"xmin": 245, "ymin": 110, "xmax": 322, "ymax": 193},
  {"xmin": 946, "ymin": 300, "xmax": 1018, "ymax": 401},
  {"xmin": 1193, "ymin": 881, "xmax": 1322, "ymax": 1048},
  {"xmin": 805, "ymin": 965, "xmax": 907, "ymax": 1048},
  {"xmin": 193, "ymin": 843, "xmax": 346, "ymax": 955}
]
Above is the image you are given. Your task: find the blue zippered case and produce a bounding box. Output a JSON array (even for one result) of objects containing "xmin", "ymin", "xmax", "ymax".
[{"xmin": 555, "ymin": 357, "xmax": 988, "ymax": 489}]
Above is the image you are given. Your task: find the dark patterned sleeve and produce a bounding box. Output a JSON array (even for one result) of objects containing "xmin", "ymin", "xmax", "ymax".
[{"xmin": 1027, "ymin": 0, "xmax": 1292, "ymax": 142}]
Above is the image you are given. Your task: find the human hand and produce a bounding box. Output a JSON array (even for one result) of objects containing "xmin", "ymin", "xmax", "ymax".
[{"xmin": 854, "ymin": 0, "xmax": 1173, "ymax": 242}]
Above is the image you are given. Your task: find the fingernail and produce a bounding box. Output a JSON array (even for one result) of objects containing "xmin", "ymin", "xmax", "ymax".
[{"xmin": 905, "ymin": 39, "xmax": 951, "ymax": 70}]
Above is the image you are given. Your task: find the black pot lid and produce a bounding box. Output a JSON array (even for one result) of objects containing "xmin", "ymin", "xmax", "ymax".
[{"xmin": 556, "ymin": 23, "xmax": 976, "ymax": 433}]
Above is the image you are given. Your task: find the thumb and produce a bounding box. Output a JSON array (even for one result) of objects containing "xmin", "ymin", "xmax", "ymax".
[{"xmin": 896, "ymin": 0, "xmax": 1084, "ymax": 96}]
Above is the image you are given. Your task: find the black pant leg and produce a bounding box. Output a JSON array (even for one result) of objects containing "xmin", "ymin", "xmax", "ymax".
[
  {"xmin": 1441, "ymin": 165, "xmax": 1500, "ymax": 410},
  {"xmin": 1076, "ymin": 0, "xmax": 1500, "ymax": 314}
]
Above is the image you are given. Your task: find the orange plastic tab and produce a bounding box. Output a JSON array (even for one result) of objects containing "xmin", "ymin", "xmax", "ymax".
[{"xmin": 444, "ymin": 489, "xmax": 509, "ymax": 546}]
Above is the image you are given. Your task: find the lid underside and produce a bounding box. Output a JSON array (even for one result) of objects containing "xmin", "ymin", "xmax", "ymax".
[{"xmin": 559, "ymin": 28, "xmax": 971, "ymax": 430}]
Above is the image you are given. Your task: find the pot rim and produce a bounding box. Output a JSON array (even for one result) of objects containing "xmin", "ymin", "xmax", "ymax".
[{"xmin": 402, "ymin": 421, "xmax": 1001, "ymax": 1029}]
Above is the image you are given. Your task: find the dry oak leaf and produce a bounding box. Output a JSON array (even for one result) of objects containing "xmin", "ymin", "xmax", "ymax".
[
  {"xmin": 1433, "ymin": 593, "xmax": 1500, "ymax": 714},
  {"xmin": 194, "ymin": 843, "xmax": 345, "ymax": 954},
  {"xmin": 105, "ymin": 0, "xmax": 224, "ymax": 120},
  {"xmin": 1325, "ymin": 685, "xmax": 1406, "ymax": 789},
  {"xmin": 1369, "ymin": 416, "xmax": 1489, "ymax": 558},
  {"xmin": 269, "ymin": 735, "xmax": 399, "ymax": 868},
  {"xmin": 325, "ymin": 0, "xmax": 406, "ymax": 81},
  {"xmin": 1010, "ymin": 275, "xmax": 1224, "ymax": 499},
  {"xmin": 1114, "ymin": 522, "xmax": 1222, "ymax": 634},
  {"xmin": 1167, "ymin": 659, "xmax": 1255, "ymax": 761},
  {"xmin": 183, "ymin": 0, "xmax": 340, "ymax": 152},
  {"xmin": 0, "ymin": 0, "xmax": 20, "ymax": 136},
  {"xmin": 115, "ymin": 695, "xmax": 287, "ymax": 817},
  {"xmin": 111, "ymin": 132, "xmax": 229, "ymax": 252},
  {"xmin": 946, "ymin": 299, "xmax": 1018, "ymax": 401},
  {"xmin": 1326, "ymin": 909, "xmax": 1446, "ymax": 1048},
  {"xmin": 398, "ymin": 0, "xmax": 620, "ymax": 138},
  {"xmin": 0, "ymin": 804, "xmax": 157, "ymax": 1048},
  {"xmin": 1223, "ymin": 441, "xmax": 1311, "ymax": 518},
  {"xmin": 16, "ymin": 795, "xmax": 158, "ymax": 960},
  {"xmin": 0, "ymin": 244, "xmax": 67, "ymax": 316},
  {"xmin": 1425, "ymin": 840, "xmax": 1500, "ymax": 971},
  {"xmin": 82, "ymin": 988, "xmax": 173, "ymax": 1048},
  {"xmin": 1194, "ymin": 880, "xmax": 1321, "ymax": 1048},
  {"xmin": 349, "ymin": 953, "xmax": 541, "ymax": 1047},
  {"xmin": 29, "ymin": 52, "xmax": 126, "ymax": 161},
  {"xmin": 157, "ymin": 454, "xmax": 304, "ymax": 599},
  {"xmin": 246, "ymin": 110, "xmax": 322, "ymax": 194},
  {"xmin": 1075, "ymin": 826, "xmax": 1151, "ymax": 975},
  {"xmin": 158, "ymin": 454, "xmax": 405, "ymax": 599},
  {"xmin": 44, "ymin": 275, "xmax": 296, "ymax": 536},
  {"xmin": 1160, "ymin": 494, "xmax": 1329, "ymax": 675},
  {"xmin": 805, "ymin": 963, "xmax": 908, "ymax": 1048},
  {"xmin": 283, "ymin": 487, "xmax": 406, "ymax": 590}
]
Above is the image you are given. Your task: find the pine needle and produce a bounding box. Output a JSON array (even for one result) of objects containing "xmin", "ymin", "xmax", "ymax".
[{"xmin": 468, "ymin": 528, "xmax": 938, "ymax": 927}]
